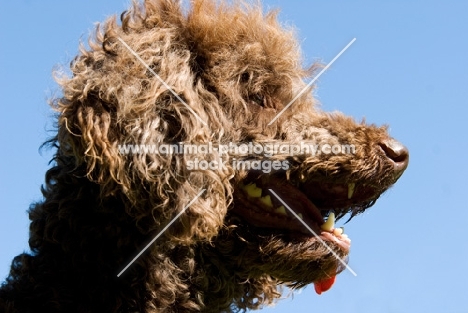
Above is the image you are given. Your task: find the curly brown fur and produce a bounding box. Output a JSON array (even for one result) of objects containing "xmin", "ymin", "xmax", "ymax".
[{"xmin": 0, "ymin": 0, "xmax": 408, "ymax": 312}]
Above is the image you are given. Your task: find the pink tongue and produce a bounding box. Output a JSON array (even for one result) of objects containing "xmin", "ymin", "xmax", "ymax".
[{"xmin": 313, "ymin": 276, "xmax": 336, "ymax": 295}]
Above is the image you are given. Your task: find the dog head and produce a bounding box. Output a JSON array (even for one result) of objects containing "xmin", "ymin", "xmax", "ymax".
[{"xmin": 53, "ymin": 0, "xmax": 408, "ymax": 309}]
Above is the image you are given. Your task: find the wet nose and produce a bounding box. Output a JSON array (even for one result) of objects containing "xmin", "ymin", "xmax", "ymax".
[{"xmin": 379, "ymin": 138, "xmax": 409, "ymax": 172}]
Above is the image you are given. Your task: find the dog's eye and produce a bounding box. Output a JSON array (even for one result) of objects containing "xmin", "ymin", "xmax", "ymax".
[
  {"xmin": 240, "ymin": 72, "xmax": 250, "ymax": 83},
  {"xmin": 250, "ymin": 94, "xmax": 265, "ymax": 107}
]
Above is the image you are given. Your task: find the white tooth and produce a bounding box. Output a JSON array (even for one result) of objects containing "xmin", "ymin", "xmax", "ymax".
[
  {"xmin": 274, "ymin": 206, "xmax": 287, "ymax": 216},
  {"xmin": 260, "ymin": 195, "xmax": 273, "ymax": 207},
  {"xmin": 347, "ymin": 183, "xmax": 355, "ymax": 199},
  {"xmin": 297, "ymin": 213, "xmax": 303, "ymax": 220},
  {"xmin": 321, "ymin": 212, "xmax": 335, "ymax": 231},
  {"xmin": 242, "ymin": 183, "xmax": 262, "ymax": 198},
  {"xmin": 333, "ymin": 228, "xmax": 343, "ymax": 236}
]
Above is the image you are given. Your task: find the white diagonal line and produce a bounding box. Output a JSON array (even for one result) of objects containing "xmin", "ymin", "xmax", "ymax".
[
  {"xmin": 117, "ymin": 189, "xmax": 206, "ymax": 277},
  {"xmin": 268, "ymin": 189, "xmax": 357, "ymax": 277},
  {"xmin": 268, "ymin": 38, "xmax": 356, "ymax": 126},
  {"xmin": 117, "ymin": 37, "xmax": 207, "ymax": 126}
]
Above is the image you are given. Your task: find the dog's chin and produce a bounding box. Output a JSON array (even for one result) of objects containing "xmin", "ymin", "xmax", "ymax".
[{"xmin": 217, "ymin": 216, "xmax": 349, "ymax": 285}]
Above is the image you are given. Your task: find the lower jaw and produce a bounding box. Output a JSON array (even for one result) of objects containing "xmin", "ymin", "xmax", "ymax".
[
  {"xmin": 210, "ymin": 221, "xmax": 350, "ymax": 283},
  {"xmin": 231, "ymin": 187, "xmax": 352, "ymax": 253},
  {"xmin": 227, "ymin": 209, "xmax": 351, "ymax": 254}
]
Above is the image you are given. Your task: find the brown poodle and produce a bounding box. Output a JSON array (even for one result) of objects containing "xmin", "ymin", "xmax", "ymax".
[{"xmin": 0, "ymin": 0, "xmax": 408, "ymax": 312}]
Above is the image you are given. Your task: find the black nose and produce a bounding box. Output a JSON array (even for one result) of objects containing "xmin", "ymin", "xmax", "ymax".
[{"xmin": 379, "ymin": 139, "xmax": 409, "ymax": 173}]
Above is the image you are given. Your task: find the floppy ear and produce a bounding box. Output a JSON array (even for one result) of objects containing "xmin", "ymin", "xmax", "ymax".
[
  {"xmin": 54, "ymin": 64, "xmax": 127, "ymax": 200},
  {"xmin": 54, "ymin": 1, "xmax": 234, "ymax": 243}
]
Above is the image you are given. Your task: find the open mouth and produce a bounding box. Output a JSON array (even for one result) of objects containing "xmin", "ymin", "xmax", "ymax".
[
  {"xmin": 230, "ymin": 139, "xmax": 408, "ymax": 242},
  {"xmin": 232, "ymin": 172, "xmax": 380, "ymax": 240}
]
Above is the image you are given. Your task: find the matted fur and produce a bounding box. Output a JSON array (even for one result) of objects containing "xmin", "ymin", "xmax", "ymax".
[{"xmin": 0, "ymin": 1, "xmax": 407, "ymax": 312}]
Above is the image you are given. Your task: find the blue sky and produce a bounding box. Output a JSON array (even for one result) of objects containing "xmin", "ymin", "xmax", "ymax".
[{"xmin": 1, "ymin": 1, "xmax": 467, "ymax": 312}]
